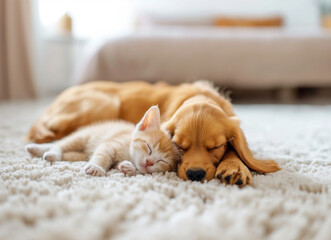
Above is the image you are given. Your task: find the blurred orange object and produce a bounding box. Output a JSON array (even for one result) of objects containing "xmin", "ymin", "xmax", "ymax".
[
  {"xmin": 214, "ymin": 16, "xmax": 283, "ymax": 27},
  {"xmin": 322, "ymin": 15, "xmax": 331, "ymax": 29},
  {"xmin": 57, "ymin": 13, "xmax": 72, "ymax": 36}
]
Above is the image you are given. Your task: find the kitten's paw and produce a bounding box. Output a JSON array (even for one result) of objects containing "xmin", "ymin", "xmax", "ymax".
[
  {"xmin": 43, "ymin": 151, "xmax": 61, "ymax": 162},
  {"xmin": 25, "ymin": 144, "xmax": 40, "ymax": 156},
  {"xmin": 85, "ymin": 163, "xmax": 106, "ymax": 177},
  {"xmin": 118, "ymin": 161, "xmax": 136, "ymax": 176},
  {"xmin": 25, "ymin": 143, "xmax": 48, "ymax": 157}
]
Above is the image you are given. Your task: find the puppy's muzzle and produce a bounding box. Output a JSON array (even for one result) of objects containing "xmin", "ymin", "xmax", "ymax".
[{"xmin": 186, "ymin": 168, "xmax": 206, "ymax": 181}]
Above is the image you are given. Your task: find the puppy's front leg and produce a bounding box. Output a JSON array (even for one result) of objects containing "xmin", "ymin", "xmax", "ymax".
[{"xmin": 215, "ymin": 150, "xmax": 252, "ymax": 186}]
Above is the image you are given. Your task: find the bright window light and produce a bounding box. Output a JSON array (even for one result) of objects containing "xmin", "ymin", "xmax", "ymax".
[{"xmin": 38, "ymin": 0, "xmax": 135, "ymax": 38}]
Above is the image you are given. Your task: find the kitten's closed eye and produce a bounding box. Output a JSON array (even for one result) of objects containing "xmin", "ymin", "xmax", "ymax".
[
  {"xmin": 157, "ymin": 159, "xmax": 169, "ymax": 166},
  {"xmin": 146, "ymin": 143, "xmax": 152, "ymax": 155}
]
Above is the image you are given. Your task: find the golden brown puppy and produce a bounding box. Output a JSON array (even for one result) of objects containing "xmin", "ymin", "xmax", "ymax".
[
  {"xmin": 27, "ymin": 81, "xmax": 280, "ymax": 185},
  {"xmin": 162, "ymin": 95, "xmax": 280, "ymax": 184},
  {"xmin": 27, "ymin": 81, "xmax": 234, "ymax": 143}
]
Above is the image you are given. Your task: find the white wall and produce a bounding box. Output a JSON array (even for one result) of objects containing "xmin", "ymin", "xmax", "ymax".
[{"xmin": 39, "ymin": 0, "xmax": 135, "ymax": 38}]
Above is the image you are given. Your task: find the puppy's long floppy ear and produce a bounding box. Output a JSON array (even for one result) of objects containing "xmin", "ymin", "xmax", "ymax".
[
  {"xmin": 136, "ymin": 106, "xmax": 161, "ymax": 131},
  {"xmin": 228, "ymin": 117, "xmax": 280, "ymax": 173}
]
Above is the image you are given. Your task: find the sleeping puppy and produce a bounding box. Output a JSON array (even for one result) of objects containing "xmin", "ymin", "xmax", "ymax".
[
  {"xmin": 27, "ymin": 81, "xmax": 280, "ymax": 185},
  {"xmin": 163, "ymin": 95, "xmax": 280, "ymax": 185}
]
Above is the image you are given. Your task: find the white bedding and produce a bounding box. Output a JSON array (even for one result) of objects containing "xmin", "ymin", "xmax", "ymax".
[{"xmin": 75, "ymin": 27, "xmax": 331, "ymax": 88}]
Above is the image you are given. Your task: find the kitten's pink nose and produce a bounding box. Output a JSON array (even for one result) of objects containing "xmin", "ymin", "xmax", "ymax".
[{"xmin": 146, "ymin": 159, "xmax": 154, "ymax": 167}]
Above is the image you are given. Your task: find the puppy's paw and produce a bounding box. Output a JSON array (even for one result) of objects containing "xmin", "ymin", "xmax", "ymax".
[
  {"xmin": 118, "ymin": 161, "xmax": 136, "ymax": 176},
  {"xmin": 85, "ymin": 163, "xmax": 106, "ymax": 177},
  {"xmin": 43, "ymin": 151, "xmax": 61, "ymax": 162},
  {"xmin": 215, "ymin": 160, "xmax": 252, "ymax": 187}
]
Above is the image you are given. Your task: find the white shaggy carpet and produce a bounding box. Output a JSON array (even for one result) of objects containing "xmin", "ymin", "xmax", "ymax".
[{"xmin": 0, "ymin": 99, "xmax": 330, "ymax": 240}]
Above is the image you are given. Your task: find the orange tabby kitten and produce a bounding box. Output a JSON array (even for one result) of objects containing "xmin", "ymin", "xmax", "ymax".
[{"xmin": 26, "ymin": 106, "xmax": 179, "ymax": 176}]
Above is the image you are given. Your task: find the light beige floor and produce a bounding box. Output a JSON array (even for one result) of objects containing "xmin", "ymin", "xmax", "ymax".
[{"xmin": 0, "ymin": 99, "xmax": 330, "ymax": 240}]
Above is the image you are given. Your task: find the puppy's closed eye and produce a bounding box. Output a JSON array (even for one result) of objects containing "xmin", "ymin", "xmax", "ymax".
[{"xmin": 207, "ymin": 144, "xmax": 225, "ymax": 152}]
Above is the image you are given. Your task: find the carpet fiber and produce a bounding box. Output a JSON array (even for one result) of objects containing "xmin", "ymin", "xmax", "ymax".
[{"xmin": 0, "ymin": 99, "xmax": 330, "ymax": 240}]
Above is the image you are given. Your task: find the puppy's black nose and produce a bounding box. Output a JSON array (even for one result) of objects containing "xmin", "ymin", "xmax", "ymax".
[{"xmin": 186, "ymin": 168, "xmax": 206, "ymax": 181}]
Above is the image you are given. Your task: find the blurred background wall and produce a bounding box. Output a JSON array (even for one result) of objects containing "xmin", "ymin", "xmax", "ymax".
[{"xmin": 1, "ymin": 0, "xmax": 331, "ymax": 103}]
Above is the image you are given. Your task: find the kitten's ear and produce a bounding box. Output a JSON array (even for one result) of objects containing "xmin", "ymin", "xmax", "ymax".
[{"xmin": 137, "ymin": 106, "xmax": 161, "ymax": 131}]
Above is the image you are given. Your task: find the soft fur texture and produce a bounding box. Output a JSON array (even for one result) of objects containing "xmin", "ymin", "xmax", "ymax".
[
  {"xmin": 1, "ymin": 100, "xmax": 330, "ymax": 240},
  {"xmin": 25, "ymin": 106, "xmax": 178, "ymax": 177},
  {"xmin": 26, "ymin": 81, "xmax": 280, "ymax": 183}
]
